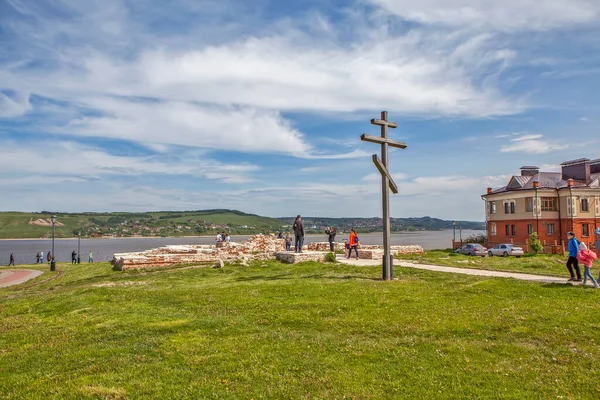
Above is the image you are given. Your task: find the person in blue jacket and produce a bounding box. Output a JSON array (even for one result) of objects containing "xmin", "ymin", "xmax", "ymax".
[{"xmin": 566, "ymin": 231, "xmax": 582, "ymax": 282}]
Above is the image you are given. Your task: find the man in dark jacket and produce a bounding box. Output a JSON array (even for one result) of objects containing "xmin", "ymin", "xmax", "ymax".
[
  {"xmin": 566, "ymin": 231, "xmax": 582, "ymax": 282},
  {"xmin": 293, "ymin": 215, "xmax": 305, "ymax": 253},
  {"xmin": 9, "ymin": 253, "xmax": 15, "ymax": 266},
  {"xmin": 325, "ymin": 226, "xmax": 336, "ymax": 252}
]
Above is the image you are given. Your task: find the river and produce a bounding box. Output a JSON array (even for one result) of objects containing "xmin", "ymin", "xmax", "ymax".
[{"xmin": 0, "ymin": 230, "xmax": 484, "ymax": 265}]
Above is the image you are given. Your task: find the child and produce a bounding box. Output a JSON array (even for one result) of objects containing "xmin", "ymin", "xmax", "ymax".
[
  {"xmin": 284, "ymin": 232, "xmax": 292, "ymax": 252},
  {"xmin": 347, "ymin": 229, "xmax": 359, "ymax": 259},
  {"xmin": 577, "ymin": 242, "xmax": 598, "ymax": 288}
]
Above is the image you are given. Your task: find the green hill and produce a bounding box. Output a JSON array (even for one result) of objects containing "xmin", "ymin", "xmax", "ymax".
[{"xmin": 0, "ymin": 210, "xmax": 285, "ymax": 239}]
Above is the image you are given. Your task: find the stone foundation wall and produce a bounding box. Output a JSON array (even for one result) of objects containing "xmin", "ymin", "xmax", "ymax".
[
  {"xmin": 276, "ymin": 251, "xmax": 329, "ymax": 264},
  {"xmin": 112, "ymin": 235, "xmax": 425, "ymax": 270}
]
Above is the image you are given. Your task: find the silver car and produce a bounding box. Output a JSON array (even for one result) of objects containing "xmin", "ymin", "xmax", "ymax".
[
  {"xmin": 454, "ymin": 243, "xmax": 487, "ymax": 257},
  {"xmin": 488, "ymin": 244, "xmax": 524, "ymax": 257}
]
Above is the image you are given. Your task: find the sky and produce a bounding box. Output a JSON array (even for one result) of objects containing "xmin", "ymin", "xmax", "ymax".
[{"xmin": 1, "ymin": 0, "xmax": 599, "ymax": 220}]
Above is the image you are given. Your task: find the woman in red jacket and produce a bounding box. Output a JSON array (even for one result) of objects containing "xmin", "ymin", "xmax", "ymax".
[{"xmin": 347, "ymin": 229, "xmax": 359, "ymax": 259}]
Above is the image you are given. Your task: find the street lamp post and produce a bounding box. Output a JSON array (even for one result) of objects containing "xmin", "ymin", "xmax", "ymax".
[
  {"xmin": 459, "ymin": 225, "xmax": 462, "ymax": 242},
  {"xmin": 50, "ymin": 215, "xmax": 56, "ymax": 271},
  {"xmin": 452, "ymin": 221, "xmax": 456, "ymax": 249},
  {"xmin": 77, "ymin": 232, "xmax": 81, "ymax": 264}
]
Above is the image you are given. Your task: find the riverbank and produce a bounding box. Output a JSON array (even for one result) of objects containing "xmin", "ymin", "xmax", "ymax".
[{"xmin": 0, "ymin": 230, "xmax": 484, "ymax": 264}]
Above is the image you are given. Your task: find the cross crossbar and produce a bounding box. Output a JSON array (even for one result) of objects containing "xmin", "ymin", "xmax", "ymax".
[
  {"xmin": 370, "ymin": 119, "xmax": 398, "ymax": 128},
  {"xmin": 361, "ymin": 134, "xmax": 407, "ymax": 149},
  {"xmin": 372, "ymin": 155, "xmax": 399, "ymax": 194}
]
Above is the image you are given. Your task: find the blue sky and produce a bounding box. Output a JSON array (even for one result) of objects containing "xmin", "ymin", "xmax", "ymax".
[{"xmin": 1, "ymin": 0, "xmax": 599, "ymax": 220}]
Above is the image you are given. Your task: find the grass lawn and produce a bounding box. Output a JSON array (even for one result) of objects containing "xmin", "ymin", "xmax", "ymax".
[
  {"xmin": 397, "ymin": 250, "xmax": 577, "ymax": 278},
  {"xmin": 1, "ymin": 261, "xmax": 600, "ymax": 399}
]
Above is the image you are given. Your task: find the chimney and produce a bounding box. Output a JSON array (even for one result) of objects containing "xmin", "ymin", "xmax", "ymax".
[
  {"xmin": 590, "ymin": 159, "xmax": 600, "ymax": 174},
  {"xmin": 533, "ymin": 181, "xmax": 540, "ymax": 188},
  {"xmin": 520, "ymin": 166, "xmax": 540, "ymax": 177},
  {"xmin": 561, "ymin": 158, "xmax": 590, "ymax": 183},
  {"xmin": 487, "ymin": 187, "xmax": 493, "ymax": 194},
  {"xmin": 568, "ymin": 178, "xmax": 574, "ymax": 187}
]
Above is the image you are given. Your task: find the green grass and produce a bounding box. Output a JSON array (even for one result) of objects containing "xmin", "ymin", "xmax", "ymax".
[
  {"xmin": 0, "ymin": 212, "xmax": 94, "ymax": 239},
  {"xmin": 397, "ymin": 249, "xmax": 573, "ymax": 277},
  {"xmin": 0, "ymin": 211, "xmax": 284, "ymax": 239},
  {"xmin": 2, "ymin": 261, "xmax": 600, "ymax": 399}
]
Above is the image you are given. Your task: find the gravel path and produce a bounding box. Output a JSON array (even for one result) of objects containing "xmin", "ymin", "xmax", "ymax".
[{"xmin": 337, "ymin": 258, "xmax": 586, "ymax": 285}]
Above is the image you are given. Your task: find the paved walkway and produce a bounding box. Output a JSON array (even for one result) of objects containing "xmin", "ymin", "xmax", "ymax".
[
  {"xmin": 0, "ymin": 269, "xmax": 44, "ymax": 288},
  {"xmin": 337, "ymin": 258, "xmax": 582, "ymax": 285}
]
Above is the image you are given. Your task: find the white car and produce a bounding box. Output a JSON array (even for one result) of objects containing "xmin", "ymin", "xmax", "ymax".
[{"xmin": 488, "ymin": 244, "xmax": 524, "ymax": 257}]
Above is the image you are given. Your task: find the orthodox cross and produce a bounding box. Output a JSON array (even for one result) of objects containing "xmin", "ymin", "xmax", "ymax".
[{"xmin": 361, "ymin": 111, "xmax": 407, "ymax": 280}]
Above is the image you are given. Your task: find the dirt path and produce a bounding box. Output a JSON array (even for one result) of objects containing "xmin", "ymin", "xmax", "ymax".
[
  {"xmin": 0, "ymin": 269, "xmax": 44, "ymax": 288},
  {"xmin": 337, "ymin": 258, "xmax": 585, "ymax": 285}
]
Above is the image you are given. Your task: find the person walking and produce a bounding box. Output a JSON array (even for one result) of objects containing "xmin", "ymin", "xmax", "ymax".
[
  {"xmin": 325, "ymin": 226, "xmax": 337, "ymax": 252},
  {"xmin": 293, "ymin": 215, "xmax": 305, "ymax": 253},
  {"xmin": 285, "ymin": 232, "xmax": 292, "ymax": 252},
  {"xmin": 9, "ymin": 253, "xmax": 15, "ymax": 266},
  {"xmin": 40, "ymin": 251, "xmax": 44, "ymax": 263},
  {"xmin": 347, "ymin": 228, "xmax": 360, "ymax": 259},
  {"xmin": 71, "ymin": 250, "xmax": 77, "ymax": 264},
  {"xmin": 47, "ymin": 252, "xmax": 52, "ymax": 264},
  {"xmin": 566, "ymin": 231, "xmax": 582, "ymax": 282},
  {"xmin": 577, "ymin": 242, "xmax": 598, "ymax": 288},
  {"xmin": 36, "ymin": 252, "xmax": 40, "ymax": 264},
  {"xmin": 595, "ymin": 227, "xmax": 600, "ymax": 281},
  {"xmin": 88, "ymin": 251, "xmax": 93, "ymax": 263}
]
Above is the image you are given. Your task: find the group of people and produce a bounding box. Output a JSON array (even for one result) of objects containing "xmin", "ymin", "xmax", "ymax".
[
  {"xmin": 215, "ymin": 232, "xmax": 231, "ymax": 243},
  {"xmin": 565, "ymin": 229, "xmax": 600, "ymax": 287},
  {"xmin": 8, "ymin": 250, "xmax": 94, "ymax": 266},
  {"xmin": 35, "ymin": 251, "xmax": 48, "ymax": 264},
  {"xmin": 284, "ymin": 216, "xmax": 360, "ymax": 258}
]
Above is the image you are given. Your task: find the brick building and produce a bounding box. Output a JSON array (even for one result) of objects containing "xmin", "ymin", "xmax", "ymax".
[{"xmin": 482, "ymin": 158, "xmax": 600, "ymax": 250}]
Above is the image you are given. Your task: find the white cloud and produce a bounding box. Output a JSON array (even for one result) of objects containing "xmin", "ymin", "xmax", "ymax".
[
  {"xmin": 499, "ymin": 133, "xmax": 569, "ymax": 154},
  {"xmin": 56, "ymin": 99, "xmax": 311, "ymax": 156},
  {"xmin": 0, "ymin": 140, "xmax": 259, "ymax": 185},
  {"xmin": 0, "ymin": 91, "xmax": 31, "ymax": 117},
  {"xmin": 370, "ymin": 0, "xmax": 600, "ymax": 31}
]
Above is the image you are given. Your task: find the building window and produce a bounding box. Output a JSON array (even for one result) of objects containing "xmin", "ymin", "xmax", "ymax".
[
  {"xmin": 527, "ymin": 224, "xmax": 533, "ymax": 235},
  {"xmin": 505, "ymin": 224, "xmax": 510, "ymax": 236},
  {"xmin": 490, "ymin": 202, "xmax": 496, "ymax": 214},
  {"xmin": 583, "ymin": 224, "xmax": 589, "ymax": 237},
  {"xmin": 511, "ymin": 225, "xmax": 516, "ymax": 236},
  {"xmin": 504, "ymin": 202, "xmax": 510, "ymax": 214},
  {"xmin": 582, "ymin": 198, "xmax": 589, "ymax": 212},
  {"xmin": 510, "ymin": 202, "xmax": 516, "ymax": 214},
  {"xmin": 547, "ymin": 224, "xmax": 555, "ymax": 235},
  {"xmin": 491, "ymin": 223, "xmax": 497, "ymax": 236},
  {"xmin": 541, "ymin": 197, "xmax": 558, "ymax": 211},
  {"xmin": 526, "ymin": 198, "xmax": 534, "ymax": 212}
]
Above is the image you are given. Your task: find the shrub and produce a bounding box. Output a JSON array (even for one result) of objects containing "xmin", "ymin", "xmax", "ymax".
[
  {"xmin": 529, "ymin": 232, "xmax": 543, "ymax": 254},
  {"xmin": 324, "ymin": 252, "xmax": 337, "ymax": 263},
  {"xmin": 464, "ymin": 234, "xmax": 487, "ymax": 244}
]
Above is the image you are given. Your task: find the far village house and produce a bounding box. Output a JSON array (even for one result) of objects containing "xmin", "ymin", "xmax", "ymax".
[{"xmin": 482, "ymin": 158, "xmax": 600, "ymax": 251}]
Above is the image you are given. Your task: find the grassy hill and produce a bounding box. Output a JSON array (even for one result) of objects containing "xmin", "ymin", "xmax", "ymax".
[
  {"xmin": 279, "ymin": 216, "xmax": 485, "ymax": 233},
  {"xmin": 0, "ymin": 210, "xmax": 285, "ymax": 239},
  {"xmin": 1, "ymin": 259, "xmax": 599, "ymax": 398}
]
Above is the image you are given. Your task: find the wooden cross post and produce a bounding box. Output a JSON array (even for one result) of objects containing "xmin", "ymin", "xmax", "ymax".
[{"xmin": 361, "ymin": 111, "xmax": 407, "ymax": 280}]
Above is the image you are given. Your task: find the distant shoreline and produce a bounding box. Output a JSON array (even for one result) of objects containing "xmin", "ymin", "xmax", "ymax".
[{"xmin": 0, "ymin": 229, "xmax": 485, "ymax": 241}]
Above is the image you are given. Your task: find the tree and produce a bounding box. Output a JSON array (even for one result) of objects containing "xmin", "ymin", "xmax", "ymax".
[{"xmin": 529, "ymin": 232, "xmax": 543, "ymax": 254}]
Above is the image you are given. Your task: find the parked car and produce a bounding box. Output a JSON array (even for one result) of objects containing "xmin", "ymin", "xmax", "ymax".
[
  {"xmin": 488, "ymin": 244, "xmax": 524, "ymax": 257},
  {"xmin": 454, "ymin": 243, "xmax": 487, "ymax": 257}
]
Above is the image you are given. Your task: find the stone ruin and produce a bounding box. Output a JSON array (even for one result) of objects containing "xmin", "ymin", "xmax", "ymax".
[{"xmin": 111, "ymin": 234, "xmax": 424, "ymax": 270}]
